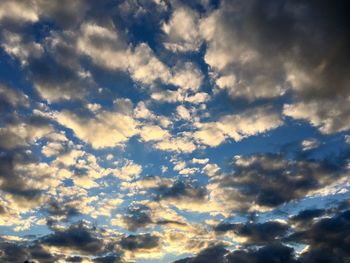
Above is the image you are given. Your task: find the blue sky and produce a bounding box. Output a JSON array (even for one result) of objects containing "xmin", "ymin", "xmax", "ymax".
[{"xmin": 0, "ymin": 0, "xmax": 350, "ymax": 262}]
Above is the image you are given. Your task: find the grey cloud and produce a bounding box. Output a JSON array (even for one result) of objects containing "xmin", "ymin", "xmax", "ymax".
[
  {"xmin": 215, "ymin": 153, "xmax": 347, "ymax": 211},
  {"xmin": 214, "ymin": 221, "xmax": 289, "ymax": 245},
  {"xmin": 155, "ymin": 180, "xmax": 207, "ymax": 201},
  {"xmin": 0, "ymin": 240, "xmax": 55, "ymax": 263},
  {"xmin": 210, "ymin": 0, "xmax": 350, "ymax": 99},
  {"xmin": 204, "ymin": 0, "xmax": 350, "ymax": 133},
  {"xmin": 121, "ymin": 204, "xmax": 153, "ymax": 231},
  {"xmin": 45, "ymin": 199, "xmax": 80, "ymax": 219},
  {"xmin": 226, "ymin": 244, "xmax": 298, "ymax": 263},
  {"xmin": 289, "ymin": 209, "xmax": 350, "ymax": 263},
  {"xmin": 42, "ymin": 221, "xmax": 104, "ymax": 254},
  {"xmin": 174, "ymin": 245, "xmax": 228, "ymax": 263},
  {"xmin": 0, "ymin": 152, "xmax": 42, "ymax": 201},
  {"xmin": 174, "ymin": 243, "xmax": 298, "ymax": 263},
  {"xmin": 93, "ymin": 254, "xmax": 124, "ymax": 263},
  {"xmin": 119, "ymin": 233, "xmax": 159, "ymax": 251},
  {"xmin": 0, "ymin": 84, "xmax": 29, "ymax": 112},
  {"xmin": 289, "ymin": 209, "xmax": 325, "ymax": 228}
]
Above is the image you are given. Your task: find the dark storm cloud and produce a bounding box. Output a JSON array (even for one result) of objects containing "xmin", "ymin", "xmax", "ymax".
[
  {"xmin": 216, "ymin": 0, "xmax": 350, "ymax": 99},
  {"xmin": 175, "ymin": 243, "xmax": 299, "ymax": 263},
  {"xmin": 203, "ymin": 0, "xmax": 350, "ymax": 133},
  {"xmin": 214, "ymin": 221, "xmax": 289, "ymax": 245},
  {"xmin": 289, "ymin": 209, "xmax": 350, "ymax": 263},
  {"xmin": 226, "ymin": 244, "xmax": 298, "ymax": 263},
  {"xmin": 0, "ymin": 241, "xmax": 30, "ymax": 263},
  {"xmin": 66, "ymin": 256, "xmax": 84, "ymax": 262},
  {"xmin": 42, "ymin": 221, "xmax": 104, "ymax": 253},
  {"xmin": 174, "ymin": 245, "xmax": 228, "ymax": 263},
  {"xmin": 176, "ymin": 207, "xmax": 350, "ymax": 262},
  {"xmin": 0, "ymin": 240, "xmax": 56, "ymax": 263},
  {"xmin": 119, "ymin": 233, "xmax": 159, "ymax": 251},
  {"xmin": 155, "ymin": 180, "xmax": 207, "ymax": 201},
  {"xmin": 93, "ymin": 254, "xmax": 124, "ymax": 263},
  {"xmin": 0, "ymin": 152, "xmax": 42, "ymax": 201},
  {"xmin": 0, "ymin": 222, "xmax": 125, "ymax": 263},
  {"xmin": 290, "ymin": 209, "xmax": 325, "ymax": 226},
  {"xmin": 215, "ymin": 153, "xmax": 347, "ymax": 210}
]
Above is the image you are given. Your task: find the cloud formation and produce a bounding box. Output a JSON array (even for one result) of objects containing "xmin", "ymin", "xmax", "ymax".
[{"xmin": 1, "ymin": 0, "xmax": 350, "ymax": 262}]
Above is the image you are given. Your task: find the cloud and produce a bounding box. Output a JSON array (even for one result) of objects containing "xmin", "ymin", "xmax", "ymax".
[
  {"xmin": 139, "ymin": 125, "xmax": 170, "ymax": 142},
  {"xmin": 0, "ymin": 152, "xmax": 43, "ymax": 202},
  {"xmin": 0, "ymin": 240, "xmax": 55, "ymax": 263},
  {"xmin": 175, "ymin": 243, "xmax": 299, "ymax": 263},
  {"xmin": 284, "ymin": 99, "xmax": 350, "ymax": 134},
  {"xmin": 202, "ymin": 163, "xmax": 220, "ymax": 177},
  {"xmin": 155, "ymin": 180, "xmax": 206, "ymax": 201},
  {"xmin": 199, "ymin": 0, "xmax": 350, "ymax": 132},
  {"xmin": 301, "ymin": 138, "xmax": 320, "ymax": 151},
  {"xmin": 56, "ymin": 109, "xmax": 138, "ymax": 149},
  {"xmin": 1, "ymin": 1, "xmax": 350, "ymax": 262},
  {"xmin": 77, "ymin": 22, "xmax": 205, "ymax": 103},
  {"xmin": 170, "ymin": 62, "xmax": 203, "ymax": 92},
  {"xmin": 154, "ymin": 135, "xmax": 197, "ymax": 153},
  {"xmin": 77, "ymin": 22, "xmax": 171, "ymax": 87},
  {"xmin": 0, "ymin": 121, "xmax": 53, "ymax": 150},
  {"xmin": 0, "ymin": 1, "xmax": 39, "ymax": 23},
  {"xmin": 290, "ymin": 209, "xmax": 350, "ymax": 263},
  {"xmin": 93, "ymin": 254, "xmax": 123, "ymax": 263},
  {"xmin": 289, "ymin": 208, "xmax": 326, "ymax": 228},
  {"xmin": 1, "ymin": 30, "xmax": 43, "ymax": 65},
  {"xmin": 191, "ymin": 158, "xmax": 209, "ymax": 165},
  {"xmin": 120, "ymin": 233, "xmax": 159, "ymax": 251},
  {"xmin": 214, "ymin": 221, "xmax": 289, "ymax": 245},
  {"xmin": 42, "ymin": 221, "xmax": 105, "ymax": 254},
  {"xmin": 162, "ymin": 7, "xmax": 202, "ymax": 52},
  {"xmin": 44, "ymin": 199, "xmax": 80, "ymax": 220},
  {"xmin": 194, "ymin": 106, "xmax": 282, "ymax": 146},
  {"xmin": 209, "ymin": 153, "xmax": 348, "ymax": 211},
  {"xmin": 174, "ymin": 245, "xmax": 228, "ymax": 263},
  {"xmin": 112, "ymin": 160, "xmax": 142, "ymax": 181},
  {"xmin": 115, "ymin": 204, "xmax": 153, "ymax": 232},
  {"xmin": 194, "ymin": 123, "xmax": 226, "ymax": 147},
  {"xmin": 0, "ymin": 84, "xmax": 29, "ymax": 111}
]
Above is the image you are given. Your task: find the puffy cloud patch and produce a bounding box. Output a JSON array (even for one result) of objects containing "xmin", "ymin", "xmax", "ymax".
[
  {"xmin": 162, "ymin": 7, "xmax": 202, "ymax": 52},
  {"xmin": 209, "ymin": 153, "xmax": 348, "ymax": 212},
  {"xmin": 56, "ymin": 110, "xmax": 138, "ymax": 149},
  {"xmin": 194, "ymin": 106, "xmax": 282, "ymax": 146}
]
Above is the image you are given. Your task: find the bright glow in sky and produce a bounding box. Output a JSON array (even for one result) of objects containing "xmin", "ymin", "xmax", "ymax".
[{"xmin": 0, "ymin": 0, "xmax": 350, "ymax": 262}]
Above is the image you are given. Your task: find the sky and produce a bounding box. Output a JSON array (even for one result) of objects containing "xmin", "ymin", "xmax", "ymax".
[{"xmin": 0, "ymin": 0, "xmax": 350, "ymax": 262}]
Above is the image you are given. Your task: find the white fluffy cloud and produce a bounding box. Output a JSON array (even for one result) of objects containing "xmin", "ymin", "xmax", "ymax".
[
  {"xmin": 139, "ymin": 125, "xmax": 170, "ymax": 142},
  {"xmin": 194, "ymin": 106, "xmax": 282, "ymax": 147},
  {"xmin": 0, "ymin": 1, "xmax": 39, "ymax": 23},
  {"xmin": 112, "ymin": 160, "xmax": 142, "ymax": 181},
  {"xmin": 154, "ymin": 136, "xmax": 196, "ymax": 153},
  {"xmin": 78, "ymin": 22, "xmax": 205, "ymax": 103},
  {"xmin": 162, "ymin": 7, "xmax": 202, "ymax": 52},
  {"xmin": 283, "ymin": 98, "xmax": 350, "ymax": 134},
  {"xmin": 56, "ymin": 110, "xmax": 138, "ymax": 149}
]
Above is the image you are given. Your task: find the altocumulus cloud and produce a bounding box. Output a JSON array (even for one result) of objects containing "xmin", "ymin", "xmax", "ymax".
[{"xmin": 0, "ymin": 0, "xmax": 350, "ymax": 262}]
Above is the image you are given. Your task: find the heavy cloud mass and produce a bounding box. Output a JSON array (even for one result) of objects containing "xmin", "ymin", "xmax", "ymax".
[{"xmin": 0, "ymin": 0, "xmax": 350, "ymax": 262}]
